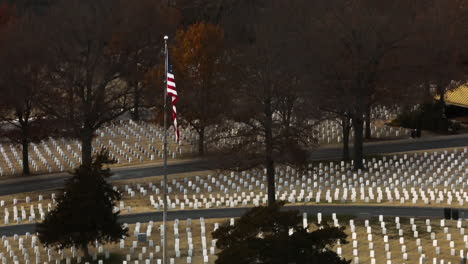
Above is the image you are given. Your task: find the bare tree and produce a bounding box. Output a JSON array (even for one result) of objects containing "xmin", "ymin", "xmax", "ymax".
[
  {"xmin": 117, "ymin": 0, "xmax": 180, "ymax": 121},
  {"xmin": 0, "ymin": 10, "xmax": 51, "ymax": 175},
  {"xmin": 218, "ymin": 0, "xmax": 318, "ymax": 205},
  {"xmin": 310, "ymin": 0, "xmax": 420, "ymax": 170},
  {"xmin": 41, "ymin": 0, "xmax": 134, "ymax": 167},
  {"xmin": 317, "ymin": 81, "xmax": 354, "ymax": 161}
]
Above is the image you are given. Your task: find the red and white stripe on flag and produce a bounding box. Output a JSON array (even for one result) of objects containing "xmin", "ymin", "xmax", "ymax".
[{"xmin": 166, "ymin": 61, "xmax": 179, "ymax": 142}]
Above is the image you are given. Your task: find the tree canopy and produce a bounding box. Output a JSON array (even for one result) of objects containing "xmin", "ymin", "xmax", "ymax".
[
  {"xmin": 213, "ymin": 202, "xmax": 350, "ymax": 264},
  {"xmin": 172, "ymin": 21, "xmax": 230, "ymax": 155},
  {"xmin": 36, "ymin": 151, "xmax": 128, "ymax": 259}
]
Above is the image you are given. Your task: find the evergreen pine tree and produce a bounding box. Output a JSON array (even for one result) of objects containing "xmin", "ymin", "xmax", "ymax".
[{"xmin": 36, "ymin": 151, "xmax": 128, "ymax": 259}]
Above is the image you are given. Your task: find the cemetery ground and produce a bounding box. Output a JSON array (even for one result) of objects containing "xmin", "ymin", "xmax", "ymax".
[
  {"xmin": 0, "ymin": 145, "xmax": 467, "ymax": 223},
  {"xmin": 2, "ymin": 133, "xmax": 468, "ymax": 198},
  {"xmin": 0, "ymin": 109, "xmax": 467, "ymax": 263},
  {"xmin": 0, "ymin": 145, "xmax": 468, "ymax": 263},
  {"xmin": 1, "ymin": 214, "xmax": 468, "ymax": 263},
  {"xmin": 1, "ymin": 145, "xmax": 468, "ymax": 229},
  {"xmin": 0, "ymin": 106, "xmax": 416, "ymax": 178}
]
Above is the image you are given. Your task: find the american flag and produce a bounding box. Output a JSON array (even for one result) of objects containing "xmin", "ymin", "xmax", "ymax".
[{"xmin": 166, "ymin": 55, "xmax": 179, "ymax": 141}]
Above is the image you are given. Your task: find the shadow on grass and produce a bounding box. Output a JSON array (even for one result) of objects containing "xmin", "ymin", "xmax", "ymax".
[{"xmin": 71, "ymin": 252, "xmax": 124, "ymax": 264}]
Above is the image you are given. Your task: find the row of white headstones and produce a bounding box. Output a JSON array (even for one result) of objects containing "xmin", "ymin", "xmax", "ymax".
[
  {"xmin": 330, "ymin": 212, "xmax": 468, "ymax": 264},
  {"xmin": 0, "ymin": 120, "xmax": 191, "ymax": 176},
  {"xmin": 0, "ymin": 105, "xmax": 405, "ymax": 176},
  {"xmin": 1, "ymin": 213, "xmax": 467, "ymax": 264},
  {"xmin": 316, "ymin": 118, "xmax": 411, "ymax": 144},
  {"xmin": 0, "ymin": 147, "xmax": 467, "ymax": 225},
  {"xmin": 0, "ymin": 216, "xmax": 220, "ymax": 264}
]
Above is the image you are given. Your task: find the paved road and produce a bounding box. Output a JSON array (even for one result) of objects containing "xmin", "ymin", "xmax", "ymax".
[
  {"xmin": 0, "ymin": 134, "xmax": 467, "ymax": 196},
  {"xmin": 310, "ymin": 134, "xmax": 468, "ymax": 160},
  {"xmin": 1, "ymin": 205, "xmax": 467, "ymax": 236}
]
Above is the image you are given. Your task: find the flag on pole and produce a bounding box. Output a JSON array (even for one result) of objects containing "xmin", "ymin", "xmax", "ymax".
[{"xmin": 166, "ymin": 54, "xmax": 179, "ymax": 141}]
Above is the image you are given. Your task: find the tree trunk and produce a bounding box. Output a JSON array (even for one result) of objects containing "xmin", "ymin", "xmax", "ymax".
[
  {"xmin": 439, "ymin": 87, "xmax": 446, "ymax": 118},
  {"xmin": 264, "ymin": 98, "xmax": 276, "ymax": 206},
  {"xmin": 198, "ymin": 127, "xmax": 205, "ymax": 155},
  {"xmin": 342, "ymin": 117, "xmax": 350, "ymax": 161},
  {"xmin": 365, "ymin": 105, "xmax": 371, "ymax": 139},
  {"xmin": 81, "ymin": 127, "xmax": 94, "ymax": 168},
  {"xmin": 266, "ymin": 152, "xmax": 275, "ymax": 206},
  {"xmin": 21, "ymin": 135, "xmax": 30, "ymax": 175},
  {"xmin": 131, "ymin": 83, "xmax": 141, "ymax": 121},
  {"xmin": 17, "ymin": 111, "xmax": 31, "ymax": 175},
  {"xmin": 352, "ymin": 116, "xmax": 365, "ymax": 170},
  {"xmin": 82, "ymin": 243, "xmax": 90, "ymax": 260}
]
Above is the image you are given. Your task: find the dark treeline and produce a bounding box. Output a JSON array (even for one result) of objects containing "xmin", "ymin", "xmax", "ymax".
[{"xmin": 0, "ymin": 0, "xmax": 467, "ymax": 206}]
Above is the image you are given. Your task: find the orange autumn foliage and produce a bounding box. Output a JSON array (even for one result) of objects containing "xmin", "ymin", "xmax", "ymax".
[
  {"xmin": 172, "ymin": 22, "xmax": 224, "ymax": 82},
  {"xmin": 170, "ymin": 22, "xmax": 229, "ymax": 155}
]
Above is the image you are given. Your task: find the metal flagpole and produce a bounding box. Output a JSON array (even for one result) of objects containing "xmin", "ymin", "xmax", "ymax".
[{"xmin": 162, "ymin": 35, "xmax": 169, "ymax": 264}]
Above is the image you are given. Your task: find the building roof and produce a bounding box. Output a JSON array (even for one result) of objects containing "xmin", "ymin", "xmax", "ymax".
[{"xmin": 436, "ymin": 85, "xmax": 468, "ymax": 108}]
